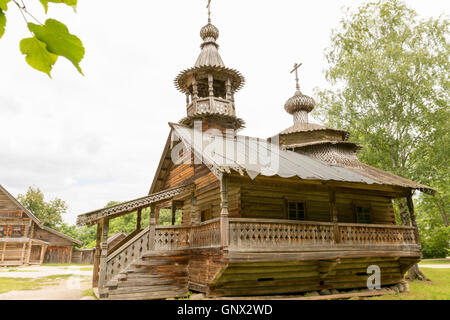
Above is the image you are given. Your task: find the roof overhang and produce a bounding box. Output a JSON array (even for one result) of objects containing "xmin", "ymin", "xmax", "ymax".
[{"xmin": 76, "ymin": 184, "xmax": 195, "ymax": 227}]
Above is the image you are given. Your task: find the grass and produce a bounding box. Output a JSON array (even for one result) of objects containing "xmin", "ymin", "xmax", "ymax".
[
  {"xmin": 0, "ymin": 274, "xmax": 78, "ymax": 294},
  {"xmin": 43, "ymin": 263, "xmax": 93, "ymax": 267},
  {"xmin": 82, "ymin": 288, "xmax": 98, "ymax": 299},
  {"xmin": 419, "ymin": 259, "xmax": 450, "ymax": 265},
  {"xmin": 368, "ymin": 268, "xmax": 450, "ymax": 300}
]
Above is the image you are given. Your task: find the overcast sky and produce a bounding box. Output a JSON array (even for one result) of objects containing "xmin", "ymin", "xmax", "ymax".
[{"xmin": 0, "ymin": 0, "xmax": 448, "ymax": 225}]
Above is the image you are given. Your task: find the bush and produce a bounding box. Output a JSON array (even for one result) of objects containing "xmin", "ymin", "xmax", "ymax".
[{"xmin": 420, "ymin": 225, "xmax": 450, "ymax": 259}]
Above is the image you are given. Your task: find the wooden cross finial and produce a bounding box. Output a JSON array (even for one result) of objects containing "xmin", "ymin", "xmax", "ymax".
[
  {"xmin": 207, "ymin": 0, "xmax": 212, "ymax": 23},
  {"xmin": 290, "ymin": 62, "xmax": 302, "ymax": 91}
]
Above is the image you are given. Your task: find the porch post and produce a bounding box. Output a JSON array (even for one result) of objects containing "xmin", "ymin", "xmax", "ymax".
[
  {"xmin": 98, "ymin": 218, "xmax": 109, "ymax": 296},
  {"xmin": 220, "ymin": 175, "xmax": 229, "ymax": 248},
  {"xmin": 149, "ymin": 204, "xmax": 156, "ymax": 251},
  {"xmin": 92, "ymin": 221, "xmax": 102, "ymax": 288},
  {"xmin": 406, "ymin": 193, "xmax": 421, "ymax": 244},
  {"xmin": 191, "ymin": 192, "xmax": 200, "ymax": 225},
  {"xmin": 1, "ymin": 242, "xmax": 6, "ymax": 262},
  {"xmin": 171, "ymin": 202, "xmax": 176, "ymax": 226},
  {"xmin": 136, "ymin": 209, "xmax": 142, "ymax": 231},
  {"xmin": 329, "ymin": 189, "xmax": 340, "ymax": 244},
  {"xmin": 39, "ymin": 244, "xmax": 47, "ymax": 264}
]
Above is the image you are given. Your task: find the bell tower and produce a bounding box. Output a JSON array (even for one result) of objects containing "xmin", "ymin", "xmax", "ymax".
[{"xmin": 174, "ymin": 1, "xmax": 245, "ymax": 132}]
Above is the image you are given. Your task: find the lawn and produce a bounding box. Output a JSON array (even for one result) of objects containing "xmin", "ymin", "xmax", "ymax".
[
  {"xmin": 419, "ymin": 259, "xmax": 450, "ymax": 265},
  {"xmin": 0, "ymin": 274, "xmax": 77, "ymax": 294},
  {"xmin": 369, "ymin": 268, "xmax": 450, "ymax": 300}
]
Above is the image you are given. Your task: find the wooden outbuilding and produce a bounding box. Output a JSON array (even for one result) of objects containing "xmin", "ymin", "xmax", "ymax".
[
  {"xmin": 77, "ymin": 6, "xmax": 433, "ymax": 299},
  {"xmin": 0, "ymin": 185, "xmax": 82, "ymax": 266}
]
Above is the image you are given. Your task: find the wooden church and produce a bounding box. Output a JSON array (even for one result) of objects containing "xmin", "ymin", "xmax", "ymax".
[{"xmin": 77, "ymin": 5, "xmax": 433, "ymax": 300}]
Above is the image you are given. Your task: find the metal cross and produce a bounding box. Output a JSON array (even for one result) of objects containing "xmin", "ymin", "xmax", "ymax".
[
  {"xmin": 290, "ymin": 62, "xmax": 302, "ymax": 91},
  {"xmin": 207, "ymin": 0, "xmax": 212, "ymax": 22}
]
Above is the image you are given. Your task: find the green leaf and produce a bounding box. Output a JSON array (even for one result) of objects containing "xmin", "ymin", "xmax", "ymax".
[
  {"xmin": 0, "ymin": 0, "xmax": 10, "ymax": 11},
  {"xmin": 28, "ymin": 19, "xmax": 84, "ymax": 74},
  {"xmin": 0, "ymin": 9, "xmax": 5, "ymax": 38},
  {"xmin": 39, "ymin": 0, "xmax": 77, "ymax": 14},
  {"xmin": 20, "ymin": 37, "xmax": 58, "ymax": 77}
]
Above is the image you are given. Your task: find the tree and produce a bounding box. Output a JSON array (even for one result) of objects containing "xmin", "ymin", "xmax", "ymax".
[
  {"xmin": 17, "ymin": 186, "xmax": 67, "ymax": 228},
  {"xmin": 0, "ymin": 0, "xmax": 84, "ymax": 76},
  {"xmin": 313, "ymin": 0, "xmax": 449, "ymax": 280}
]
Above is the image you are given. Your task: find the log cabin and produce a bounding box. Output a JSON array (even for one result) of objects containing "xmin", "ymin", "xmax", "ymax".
[
  {"xmin": 0, "ymin": 185, "xmax": 82, "ymax": 266},
  {"xmin": 76, "ymin": 7, "xmax": 434, "ymax": 300}
]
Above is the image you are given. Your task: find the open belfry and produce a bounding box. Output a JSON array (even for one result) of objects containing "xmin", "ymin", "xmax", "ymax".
[{"xmin": 77, "ymin": 2, "xmax": 433, "ymax": 300}]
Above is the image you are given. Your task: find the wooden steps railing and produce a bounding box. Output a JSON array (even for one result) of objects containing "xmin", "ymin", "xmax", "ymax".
[
  {"xmin": 106, "ymin": 226, "xmax": 150, "ymax": 283},
  {"xmin": 107, "ymin": 228, "xmax": 142, "ymax": 257}
]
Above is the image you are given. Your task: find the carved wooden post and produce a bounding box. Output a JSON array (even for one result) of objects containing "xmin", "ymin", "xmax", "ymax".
[
  {"xmin": 92, "ymin": 221, "xmax": 102, "ymax": 288},
  {"xmin": 98, "ymin": 218, "xmax": 109, "ymax": 296},
  {"xmin": 208, "ymin": 73, "xmax": 214, "ymax": 97},
  {"xmin": 149, "ymin": 204, "xmax": 156, "ymax": 251},
  {"xmin": 406, "ymin": 193, "xmax": 421, "ymax": 244},
  {"xmin": 192, "ymin": 78, "xmax": 198, "ymax": 101},
  {"xmin": 136, "ymin": 209, "xmax": 142, "ymax": 231},
  {"xmin": 191, "ymin": 193, "xmax": 200, "ymax": 225},
  {"xmin": 220, "ymin": 175, "xmax": 230, "ymax": 248},
  {"xmin": 171, "ymin": 202, "xmax": 176, "ymax": 226},
  {"xmin": 226, "ymin": 78, "xmax": 232, "ymax": 101},
  {"xmin": 329, "ymin": 189, "xmax": 340, "ymax": 244}
]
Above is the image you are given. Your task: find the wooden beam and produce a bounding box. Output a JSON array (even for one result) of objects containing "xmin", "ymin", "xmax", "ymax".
[
  {"xmin": 1, "ymin": 242, "xmax": 6, "ymax": 262},
  {"xmin": 171, "ymin": 202, "xmax": 176, "ymax": 226},
  {"xmin": 220, "ymin": 175, "xmax": 230, "ymax": 248},
  {"xmin": 20, "ymin": 243, "xmax": 27, "ymax": 264},
  {"xmin": 136, "ymin": 209, "xmax": 142, "ymax": 231},
  {"xmin": 406, "ymin": 193, "xmax": 421, "ymax": 244},
  {"xmin": 92, "ymin": 221, "xmax": 102, "ymax": 288},
  {"xmin": 98, "ymin": 218, "xmax": 110, "ymax": 295},
  {"xmin": 149, "ymin": 204, "xmax": 156, "ymax": 251},
  {"xmin": 328, "ymin": 189, "xmax": 340, "ymax": 244},
  {"xmin": 39, "ymin": 244, "xmax": 47, "ymax": 264}
]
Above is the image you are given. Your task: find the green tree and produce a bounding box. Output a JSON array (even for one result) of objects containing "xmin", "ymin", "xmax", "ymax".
[
  {"xmin": 0, "ymin": 0, "xmax": 84, "ymax": 76},
  {"xmin": 313, "ymin": 0, "xmax": 449, "ymax": 279},
  {"xmin": 17, "ymin": 186, "xmax": 67, "ymax": 228}
]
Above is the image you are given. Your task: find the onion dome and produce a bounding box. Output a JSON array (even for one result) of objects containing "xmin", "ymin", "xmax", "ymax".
[{"xmin": 284, "ymin": 90, "xmax": 316, "ymax": 115}]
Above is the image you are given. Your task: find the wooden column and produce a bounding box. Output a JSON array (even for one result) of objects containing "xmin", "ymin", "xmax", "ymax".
[
  {"xmin": 92, "ymin": 221, "xmax": 102, "ymax": 288},
  {"xmin": 149, "ymin": 204, "xmax": 156, "ymax": 251},
  {"xmin": 208, "ymin": 74, "xmax": 214, "ymax": 97},
  {"xmin": 136, "ymin": 209, "xmax": 142, "ymax": 231},
  {"xmin": 25, "ymin": 240, "xmax": 32, "ymax": 264},
  {"xmin": 226, "ymin": 78, "xmax": 232, "ymax": 101},
  {"xmin": 406, "ymin": 193, "xmax": 421, "ymax": 244},
  {"xmin": 220, "ymin": 175, "xmax": 230, "ymax": 248},
  {"xmin": 39, "ymin": 244, "xmax": 47, "ymax": 264},
  {"xmin": 20, "ymin": 243, "xmax": 27, "ymax": 264},
  {"xmin": 190, "ymin": 193, "xmax": 200, "ymax": 225},
  {"xmin": 171, "ymin": 202, "xmax": 176, "ymax": 226},
  {"xmin": 98, "ymin": 218, "xmax": 109, "ymax": 294},
  {"xmin": 1, "ymin": 242, "xmax": 6, "ymax": 262},
  {"xmin": 192, "ymin": 78, "xmax": 198, "ymax": 101},
  {"xmin": 329, "ymin": 189, "xmax": 340, "ymax": 244}
]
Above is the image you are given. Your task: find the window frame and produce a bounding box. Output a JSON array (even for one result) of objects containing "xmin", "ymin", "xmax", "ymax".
[
  {"xmin": 353, "ymin": 202, "xmax": 372, "ymax": 224},
  {"xmin": 284, "ymin": 198, "xmax": 307, "ymax": 221}
]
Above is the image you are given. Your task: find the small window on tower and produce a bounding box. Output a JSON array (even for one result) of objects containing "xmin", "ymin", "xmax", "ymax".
[
  {"xmin": 12, "ymin": 226, "xmax": 22, "ymax": 237},
  {"xmin": 355, "ymin": 205, "xmax": 371, "ymax": 224},
  {"xmin": 287, "ymin": 201, "xmax": 306, "ymax": 221}
]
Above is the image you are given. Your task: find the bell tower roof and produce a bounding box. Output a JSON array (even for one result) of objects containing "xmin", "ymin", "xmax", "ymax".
[{"xmin": 174, "ymin": 1, "xmax": 246, "ymax": 130}]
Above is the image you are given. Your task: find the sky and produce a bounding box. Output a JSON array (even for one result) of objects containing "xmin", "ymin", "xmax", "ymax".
[{"xmin": 0, "ymin": 0, "xmax": 448, "ymax": 225}]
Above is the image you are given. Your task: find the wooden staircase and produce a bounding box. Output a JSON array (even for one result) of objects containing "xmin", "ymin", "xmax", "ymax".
[{"xmin": 105, "ymin": 247, "xmax": 189, "ymax": 300}]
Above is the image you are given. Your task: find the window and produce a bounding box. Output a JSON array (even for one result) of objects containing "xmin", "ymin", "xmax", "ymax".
[
  {"xmin": 201, "ymin": 209, "xmax": 212, "ymax": 222},
  {"xmin": 0, "ymin": 226, "xmax": 4, "ymax": 237},
  {"xmin": 11, "ymin": 226, "xmax": 22, "ymax": 237},
  {"xmin": 287, "ymin": 201, "xmax": 306, "ymax": 221},
  {"xmin": 355, "ymin": 205, "xmax": 371, "ymax": 224}
]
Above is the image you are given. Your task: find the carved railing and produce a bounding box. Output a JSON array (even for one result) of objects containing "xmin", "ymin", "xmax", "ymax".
[
  {"xmin": 154, "ymin": 225, "xmax": 191, "ymax": 251},
  {"xmin": 229, "ymin": 218, "xmax": 335, "ymax": 249},
  {"xmin": 187, "ymin": 97, "xmax": 235, "ymax": 117},
  {"xmin": 106, "ymin": 226, "xmax": 150, "ymax": 283},
  {"xmin": 338, "ymin": 223, "xmax": 416, "ymax": 245},
  {"xmin": 190, "ymin": 218, "xmax": 221, "ymax": 248},
  {"xmin": 154, "ymin": 219, "xmax": 221, "ymax": 251},
  {"xmin": 228, "ymin": 218, "xmax": 417, "ymax": 249}
]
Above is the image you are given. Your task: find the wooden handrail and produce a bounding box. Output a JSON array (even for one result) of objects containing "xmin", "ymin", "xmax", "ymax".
[
  {"xmin": 107, "ymin": 226, "xmax": 150, "ymax": 262},
  {"xmin": 107, "ymin": 228, "xmax": 142, "ymax": 257}
]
